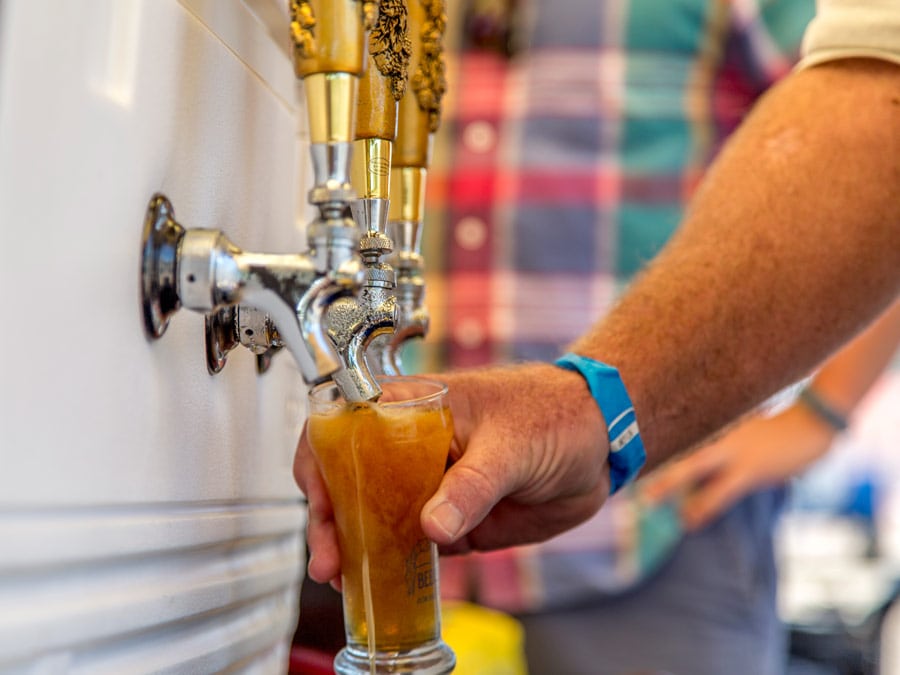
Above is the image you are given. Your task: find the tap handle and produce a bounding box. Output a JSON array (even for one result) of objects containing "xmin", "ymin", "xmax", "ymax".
[
  {"xmin": 291, "ymin": 1, "xmax": 372, "ymax": 207},
  {"xmin": 290, "ymin": 0, "xmax": 372, "ymax": 79},
  {"xmin": 393, "ymin": 0, "xmax": 446, "ymax": 171},
  {"xmin": 356, "ymin": 1, "xmax": 411, "ymax": 144},
  {"xmin": 352, "ymin": 1, "xmax": 413, "ymax": 207},
  {"xmin": 290, "ymin": 0, "xmax": 370, "ymax": 146},
  {"xmin": 389, "ymin": 0, "xmax": 446, "ymax": 225}
]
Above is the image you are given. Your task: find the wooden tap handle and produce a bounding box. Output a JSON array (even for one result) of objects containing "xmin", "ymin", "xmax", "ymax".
[
  {"xmin": 394, "ymin": 0, "xmax": 447, "ymax": 169},
  {"xmin": 357, "ymin": 0, "xmax": 412, "ymax": 141}
]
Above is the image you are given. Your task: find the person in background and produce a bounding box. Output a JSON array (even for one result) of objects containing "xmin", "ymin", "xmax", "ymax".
[
  {"xmin": 424, "ymin": 2, "xmax": 897, "ymax": 672},
  {"xmin": 295, "ymin": 1, "xmax": 900, "ymax": 672},
  {"xmin": 645, "ymin": 299, "xmax": 900, "ymax": 535}
]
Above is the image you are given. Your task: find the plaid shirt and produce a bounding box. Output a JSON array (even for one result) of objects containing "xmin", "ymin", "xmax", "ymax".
[{"xmin": 413, "ymin": 0, "xmax": 815, "ymax": 612}]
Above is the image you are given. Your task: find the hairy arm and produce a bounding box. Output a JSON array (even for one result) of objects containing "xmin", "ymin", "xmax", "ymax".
[
  {"xmin": 572, "ymin": 58, "xmax": 900, "ymax": 470},
  {"xmin": 297, "ymin": 60, "xmax": 900, "ymax": 571},
  {"xmin": 415, "ymin": 58, "xmax": 900, "ymax": 551}
]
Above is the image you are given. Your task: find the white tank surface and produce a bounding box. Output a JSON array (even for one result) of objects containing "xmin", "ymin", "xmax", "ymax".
[{"xmin": 0, "ymin": 0, "xmax": 311, "ymax": 671}]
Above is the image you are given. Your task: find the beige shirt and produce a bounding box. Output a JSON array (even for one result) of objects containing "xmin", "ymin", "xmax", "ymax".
[{"xmin": 800, "ymin": 0, "xmax": 900, "ymax": 67}]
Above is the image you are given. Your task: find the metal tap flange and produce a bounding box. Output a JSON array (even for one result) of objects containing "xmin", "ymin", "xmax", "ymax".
[{"xmin": 141, "ymin": 193, "xmax": 185, "ymax": 339}]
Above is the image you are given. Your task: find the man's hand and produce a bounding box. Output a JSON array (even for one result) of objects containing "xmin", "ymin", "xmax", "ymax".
[
  {"xmin": 420, "ymin": 363, "xmax": 610, "ymax": 552},
  {"xmin": 641, "ymin": 404, "xmax": 837, "ymax": 531},
  {"xmin": 294, "ymin": 362, "xmax": 611, "ymax": 585}
]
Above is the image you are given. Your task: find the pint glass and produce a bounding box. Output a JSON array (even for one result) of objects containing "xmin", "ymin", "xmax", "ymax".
[{"xmin": 307, "ymin": 376, "xmax": 456, "ymax": 674}]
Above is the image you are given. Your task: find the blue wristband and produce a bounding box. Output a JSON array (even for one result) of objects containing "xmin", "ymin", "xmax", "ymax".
[{"xmin": 555, "ymin": 352, "xmax": 646, "ymax": 494}]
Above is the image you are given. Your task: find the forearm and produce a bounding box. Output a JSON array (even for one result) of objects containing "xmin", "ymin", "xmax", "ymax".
[
  {"xmin": 808, "ymin": 298, "xmax": 900, "ymax": 414},
  {"xmin": 572, "ymin": 59, "xmax": 900, "ymax": 468}
]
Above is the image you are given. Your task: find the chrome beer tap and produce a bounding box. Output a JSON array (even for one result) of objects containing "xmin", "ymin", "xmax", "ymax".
[
  {"xmin": 328, "ymin": 0, "xmax": 413, "ymax": 398},
  {"xmin": 140, "ymin": 192, "xmax": 344, "ymax": 384},
  {"xmin": 139, "ymin": 2, "xmax": 384, "ymax": 398},
  {"xmin": 369, "ymin": 0, "xmax": 446, "ymax": 375},
  {"xmin": 293, "ymin": 0, "xmax": 398, "ymax": 401}
]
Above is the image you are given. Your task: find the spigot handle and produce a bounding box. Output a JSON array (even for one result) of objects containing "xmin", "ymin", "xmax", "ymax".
[
  {"xmin": 291, "ymin": 1, "xmax": 372, "ymax": 206},
  {"xmin": 290, "ymin": 1, "xmax": 369, "ymax": 145},
  {"xmin": 290, "ymin": 0, "xmax": 372, "ymax": 79},
  {"xmin": 356, "ymin": 1, "xmax": 410, "ymax": 144},
  {"xmin": 352, "ymin": 2, "xmax": 412, "ymax": 218},
  {"xmin": 389, "ymin": 0, "xmax": 446, "ymax": 224},
  {"xmin": 350, "ymin": 57, "xmax": 398, "ymax": 210},
  {"xmin": 392, "ymin": 0, "xmax": 446, "ymax": 170}
]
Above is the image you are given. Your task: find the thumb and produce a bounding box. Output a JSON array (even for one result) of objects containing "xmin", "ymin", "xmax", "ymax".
[
  {"xmin": 421, "ymin": 447, "xmax": 505, "ymax": 545},
  {"xmin": 421, "ymin": 435, "xmax": 518, "ymax": 545}
]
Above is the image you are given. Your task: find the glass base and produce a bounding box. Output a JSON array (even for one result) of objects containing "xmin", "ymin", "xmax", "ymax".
[{"xmin": 334, "ymin": 639, "xmax": 456, "ymax": 674}]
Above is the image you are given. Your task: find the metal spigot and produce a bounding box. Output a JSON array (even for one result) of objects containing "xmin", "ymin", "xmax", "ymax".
[
  {"xmin": 325, "ymin": 222, "xmax": 397, "ymax": 401},
  {"xmin": 210, "ymin": 1, "xmax": 385, "ymax": 385},
  {"xmin": 140, "ymin": 2, "xmax": 414, "ymax": 400},
  {"xmin": 288, "ymin": 0, "xmax": 398, "ymax": 401},
  {"xmin": 140, "ymin": 193, "xmax": 354, "ymax": 383},
  {"xmin": 322, "ymin": 0, "xmax": 414, "ymax": 399},
  {"xmin": 370, "ymin": 0, "xmax": 447, "ymax": 375}
]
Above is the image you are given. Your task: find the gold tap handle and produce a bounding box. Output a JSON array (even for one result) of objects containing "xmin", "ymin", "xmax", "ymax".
[
  {"xmin": 290, "ymin": 0, "xmax": 372, "ymax": 78},
  {"xmin": 353, "ymin": 1, "xmax": 412, "ymax": 202},
  {"xmin": 291, "ymin": 1, "xmax": 372, "ymax": 148},
  {"xmin": 389, "ymin": 0, "xmax": 447, "ymax": 223}
]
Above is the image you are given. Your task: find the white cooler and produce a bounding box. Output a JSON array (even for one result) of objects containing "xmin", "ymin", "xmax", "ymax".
[{"xmin": 0, "ymin": 1, "xmax": 312, "ymax": 671}]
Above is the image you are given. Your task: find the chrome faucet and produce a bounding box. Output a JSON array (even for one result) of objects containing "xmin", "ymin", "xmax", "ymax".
[
  {"xmin": 139, "ymin": 193, "xmax": 356, "ymax": 384},
  {"xmin": 139, "ymin": 1, "xmax": 407, "ymax": 401},
  {"xmin": 328, "ymin": 0, "xmax": 418, "ymax": 395}
]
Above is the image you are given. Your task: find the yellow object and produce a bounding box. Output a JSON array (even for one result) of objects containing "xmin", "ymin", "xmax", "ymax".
[{"xmin": 441, "ymin": 602, "xmax": 529, "ymax": 675}]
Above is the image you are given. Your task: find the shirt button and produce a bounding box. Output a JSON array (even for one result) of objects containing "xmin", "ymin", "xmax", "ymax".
[
  {"xmin": 455, "ymin": 216, "xmax": 487, "ymax": 251},
  {"xmin": 462, "ymin": 120, "xmax": 496, "ymax": 153},
  {"xmin": 454, "ymin": 318, "xmax": 486, "ymax": 349}
]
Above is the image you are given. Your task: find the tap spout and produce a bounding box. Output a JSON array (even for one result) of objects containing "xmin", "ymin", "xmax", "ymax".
[
  {"xmin": 326, "ymin": 282, "xmax": 398, "ymax": 401},
  {"xmin": 326, "ymin": 203, "xmax": 399, "ymax": 401},
  {"xmin": 369, "ymin": 303, "xmax": 428, "ymax": 376}
]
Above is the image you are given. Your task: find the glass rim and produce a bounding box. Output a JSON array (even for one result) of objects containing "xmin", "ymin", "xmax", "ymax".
[{"xmin": 308, "ymin": 375, "xmax": 449, "ymax": 408}]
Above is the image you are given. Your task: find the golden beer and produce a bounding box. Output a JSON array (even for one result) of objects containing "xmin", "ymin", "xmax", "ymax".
[{"xmin": 307, "ymin": 377, "xmax": 455, "ymax": 673}]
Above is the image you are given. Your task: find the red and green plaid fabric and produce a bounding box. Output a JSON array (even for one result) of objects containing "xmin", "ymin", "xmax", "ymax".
[{"xmin": 412, "ymin": 0, "xmax": 813, "ymax": 376}]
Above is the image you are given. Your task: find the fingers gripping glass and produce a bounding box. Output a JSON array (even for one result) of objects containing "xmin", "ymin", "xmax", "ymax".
[{"xmin": 307, "ymin": 376, "xmax": 456, "ymax": 675}]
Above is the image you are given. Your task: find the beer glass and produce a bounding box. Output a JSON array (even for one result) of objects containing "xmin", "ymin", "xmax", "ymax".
[{"xmin": 307, "ymin": 376, "xmax": 456, "ymax": 674}]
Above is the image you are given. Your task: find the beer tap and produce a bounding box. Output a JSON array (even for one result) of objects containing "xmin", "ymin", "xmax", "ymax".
[
  {"xmin": 139, "ymin": 2, "xmax": 382, "ymax": 397},
  {"xmin": 369, "ymin": 0, "xmax": 446, "ymax": 376},
  {"xmin": 291, "ymin": 0, "xmax": 401, "ymax": 402},
  {"xmin": 324, "ymin": 0, "xmax": 413, "ymax": 399},
  {"xmin": 140, "ymin": 191, "xmax": 340, "ymax": 384}
]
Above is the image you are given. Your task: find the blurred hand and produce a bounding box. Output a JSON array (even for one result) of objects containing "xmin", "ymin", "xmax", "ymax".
[
  {"xmin": 293, "ymin": 428, "xmax": 341, "ymax": 587},
  {"xmin": 641, "ymin": 404, "xmax": 837, "ymax": 531},
  {"xmin": 294, "ymin": 362, "xmax": 611, "ymax": 585}
]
